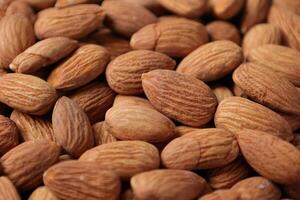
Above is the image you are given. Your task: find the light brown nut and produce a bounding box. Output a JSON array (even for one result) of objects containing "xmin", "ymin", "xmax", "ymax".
[
  {"xmin": 246, "ymin": 44, "xmax": 300, "ymax": 87},
  {"xmin": 242, "ymin": 24, "xmax": 282, "ymax": 55},
  {"xmin": 232, "ymin": 84, "xmax": 248, "ymax": 98},
  {"xmin": 283, "ymin": 184, "xmax": 300, "ymax": 200},
  {"xmin": 55, "ymin": 0, "xmax": 97, "ymax": 8},
  {"xmin": 273, "ymin": 0, "xmax": 300, "ymax": 16},
  {"xmin": 233, "ymin": 62, "xmax": 300, "ymax": 116},
  {"xmin": 102, "ymin": 1, "xmax": 157, "ymax": 37},
  {"xmin": 80, "ymin": 141, "xmax": 160, "ymax": 179},
  {"xmin": 44, "ymin": 161, "xmax": 121, "ymax": 200},
  {"xmin": 0, "ymin": 14, "xmax": 35, "ymax": 69},
  {"xmin": 47, "ymin": 44, "xmax": 110, "ymax": 91},
  {"xmin": 211, "ymin": 85, "xmax": 233, "ymax": 103},
  {"xmin": 200, "ymin": 189, "xmax": 240, "ymax": 200},
  {"xmin": 113, "ymin": 95, "xmax": 153, "ymax": 109},
  {"xmin": 116, "ymin": 0, "xmax": 166, "ymax": 15},
  {"xmin": 268, "ymin": 5, "xmax": 300, "ymax": 51},
  {"xmin": 130, "ymin": 17, "xmax": 209, "ymax": 58},
  {"xmin": 206, "ymin": 21, "xmax": 241, "ymax": 44},
  {"xmin": 52, "ymin": 97, "xmax": 94, "ymax": 158},
  {"xmin": 210, "ymin": 0, "xmax": 244, "ymax": 20},
  {"xmin": 0, "ymin": 115, "xmax": 18, "ymax": 156},
  {"xmin": 0, "ymin": 73, "xmax": 58, "ymax": 115},
  {"xmin": 236, "ymin": 129, "xmax": 300, "ymax": 185},
  {"xmin": 214, "ymin": 97, "xmax": 293, "ymax": 141},
  {"xmin": 131, "ymin": 169, "xmax": 208, "ymax": 200},
  {"xmin": 106, "ymin": 50, "xmax": 176, "ymax": 95},
  {"xmin": 1, "ymin": 139, "xmax": 60, "ymax": 191},
  {"xmin": 69, "ymin": 82, "xmax": 116, "ymax": 124},
  {"xmin": 93, "ymin": 121, "xmax": 117, "ymax": 145},
  {"xmin": 29, "ymin": 186, "xmax": 58, "ymax": 200},
  {"xmin": 174, "ymin": 126, "xmax": 212, "ymax": 137},
  {"xmin": 161, "ymin": 128, "xmax": 239, "ymax": 170},
  {"xmin": 6, "ymin": 1, "xmax": 35, "ymax": 22},
  {"xmin": 241, "ymin": 0, "xmax": 271, "ymax": 33},
  {"xmin": 20, "ymin": 0, "xmax": 56, "ymax": 9},
  {"xmin": 142, "ymin": 70, "xmax": 217, "ymax": 127},
  {"xmin": 34, "ymin": 4, "xmax": 105, "ymax": 40},
  {"xmin": 10, "ymin": 37, "xmax": 78, "ymax": 74},
  {"xmin": 0, "ymin": 176, "xmax": 20, "ymax": 200},
  {"xmin": 177, "ymin": 40, "xmax": 243, "ymax": 82},
  {"xmin": 279, "ymin": 112, "xmax": 300, "ymax": 132},
  {"xmin": 10, "ymin": 110, "xmax": 54, "ymax": 142}
]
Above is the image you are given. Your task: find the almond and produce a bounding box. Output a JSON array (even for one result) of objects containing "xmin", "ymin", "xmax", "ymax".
[
  {"xmin": 106, "ymin": 50, "xmax": 176, "ymax": 95},
  {"xmin": 44, "ymin": 160, "xmax": 121, "ymax": 200},
  {"xmin": 0, "ymin": 115, "xmax": 19, "ymax": 156},
  {"xmin": 34, "ymin": 4, "xmax": 105, "ymax": 39},
  {"xmin": 0, "ymin": 139, "xmax": 60, "ymax": 190},
  {"xmin": 174, "ymin": 126, "xmax": 202, "ymax": 137},
  {"xmin": 113, "ymin": 95, "xmax": 153, "ymax": 108},
  {"xmin": 206, "ymin": 21, "xmax": 241, "ymax": 44},
  {"xmin": 161, "ymin": 128, "xmax": 239, "ymax": 170},
  {"xmin": 55, "ymin": 0, "xmax": 97, "ymax": 8},
  {"xmin": 0, "ymin": 176, "xmax": 20, "ymax": 200},
  {"xmin": 131, "ymin": 169, "xmax": 208, "ymax": 200},
  {"xmin": 116, "ymin": 0, "xmax": 166, "ymax": 15},
  {"xmin": 142, "ymin": 70, "xmax": 217, "ymax": 127},
  {"xmin": 211, "ymin": 84, "xmax": 233, "ymax": 103},
  {"xmin": 200, "ymin": 189, "xmax": 240, "ymax": 200},
  {"xmin": 278, "ymin": 112, "xmax": 300, "ymax": 132},
  {"xmin": 273, "ymin": 0, "xmax": 300, "ymax": 16},
  {"xmin": 79, "ymin": 141, "xmax": 160, "ymax": 179},
  {"xmin": 29, "ymin": 186, "xmax": 58, "ymax": 200},
  {"xmin": 130, "ymin": 17, "xmax": 209, "ymax": 58},
  {"xmin": 236, "ymin": 129, "xmax": 300, "ymax": 184},
  {"xmin": 210, "ymin": 0, "xmax": 244, "ymax": 20},
  {"xmin": 52, "ymin": 97, "xmax": 94, "ymax": 158},
  {"xmin": 21, "ymin": 0, "xmax": 56, "ymax": 9},
  {"xmin": 214, "ymin": 97, "xmax": 293, "ymax": 141},
  {"xmin": 93, "ymin": 121, "xmax": 117, "ymax": 145},
  {"xmin": 102, "ymin": 1, "xmax": 157, "ymax": 37},
  {"xmin": 177, "ymin": 40, "xmax": 243, "ymax": 82},
  {"xmin": 47, "ymin": 44, "xmax": 110, "ymax": 91},
  {"xmin": 0, "ymin": 73, "xmax": 58, "ymax": 115},
  {"xmin": 6, "ymin": 1, "xmax": 35, "ymax": 22},
  {"xmin": 10, "ymin": 37, "xmax": 78, "ymax": 74}
]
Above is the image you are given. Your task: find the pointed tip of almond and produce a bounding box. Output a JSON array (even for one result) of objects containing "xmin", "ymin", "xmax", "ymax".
[{"xmin": 9, "ymin": 63, "xmax": 17, "ymax": 72}]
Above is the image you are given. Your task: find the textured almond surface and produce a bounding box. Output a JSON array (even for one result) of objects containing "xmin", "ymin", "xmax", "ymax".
[
  {"xmin": 55, "ymin": 0, "xmax": 96, "ymax": 8},
  {"xmin": 93, "ymin": 121, "xmax": 117, "ymax": 145},
  {"xmin": 206, "ymin": 21, "xmax": 241, "ymax": 44},
  {"xmin": 142, "ymin": 70, "xmax": 217, "ymax": 127},
  {"xmin": 0, "ymin": 176, "xmax": 20, "ymax": 200},
  {"xmin": 200, "ymin": 189, "xmax": 240, "ymax": 200},
  {"xmin": 0, "ymin": 115, "xmax": 19, "ymax": 156},
  {"xmin": 113, "ymin": 95, "xmax": 153, "ymax": 109},
  {"xmin": 6, "ymin": 1, "xmax": 35, "ymax": 22},
  {"xmin": 21, "ymin": 0, "xmax": 56, "ymax": 9},
  {"xmin": 273, "ymin": 0, "xmax": 300, "ymax": 16},
  {"xmin": 29, "ymin": 186, "xmax": 58, "ymax": 200},
  {"xmin": 210, "ymin": 0, "xmax": 244, "ymax": 20}
]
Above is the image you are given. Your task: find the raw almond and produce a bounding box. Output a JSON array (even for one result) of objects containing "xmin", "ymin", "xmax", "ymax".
[
  {"xmin": 273, "ymin": 0, "xmax": 300, "ymax": 16},
  {"xmin": 174, "ymin": 126, "xmax": 202, "ymax": 137},
  {"xmin": 206, "ymin": 21, "xmax": 241, "ymax": 44},
  {"xmin": 200, "ymin": 189, "xmax": 240, "ymax": 200},
  {"xmin": 44, "ymin": 160, "xmax": 121, "ymax": 200},
  {"xmin": 210, "ymin": 0, "xmax": 244, "ymax": 20},
  {"xmin": 142, "ymin": 70, "xmax": 217, "ymax": 127},
  {"xmin": 211, "ymin": 84, "xmax": 233, "ymax": 103},
  {"xmin": 0, "ymin": 176, "xmax": 20, "ymax": 200},
  {"xmin": 52, "ymin": 97, "xmax": 94, "ymax": 158},
  {"xmin": 0, "ymin": 115, "xmax": 19, "ymax": 156},
  {"xmin": 6, "ymin": 1, "xmax": 35, "ymax": 22},
  {"xmin": 113, "ymin": 95, "xmax": 153, "ymax": 108},
  {"xmin": 47, "ymin": 44, "xmax": 110, "ymax": 91},
  {"xmin": 29, "ymin": 186, "xmax": 58, "ymax": 200},
  {"xmin": 214, "ymin": 97, "xmax": 293, "ymax": 141},
  {"xmin": 177, "ymin": 40, "xmax": 243, "ymax": 82},
  {"xmin": 278, "ymin": 112, "xmax": 300, "ymax": 132},
  {"xmin": 79, "ymin": 141, "xmax": 160, "ymax": 179},
  {"xmin": 55, "ymin": 0, "xmax": 97, "ymax": 8},
  {"xmin": 236, "ymin": 129, "xmax": 300, "ymax": 184},
  {"xmin": 106, "ymin": 50, "xmax": 176, "ymax": 95},
  {"xmin": 0, "ymin": 73, "xmax": 58, "ymax": 115},
  {"xmin": 93, "ymin": 121, "xmax": 117, "ymax": 145},
  {"xmin": 20, "ymin": 0, "xmax": 56, "ymax": 9}
]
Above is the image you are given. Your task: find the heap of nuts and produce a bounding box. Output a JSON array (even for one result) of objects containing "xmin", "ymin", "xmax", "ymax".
[{"xmin": 0, "ymin": 0, "xmax": 299, "ymax": 199}]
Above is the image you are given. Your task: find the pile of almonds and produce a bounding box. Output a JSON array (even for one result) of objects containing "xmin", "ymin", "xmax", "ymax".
[{"xmin": 0, "ymin": 0, "xmax": 299, "ymax": 199}]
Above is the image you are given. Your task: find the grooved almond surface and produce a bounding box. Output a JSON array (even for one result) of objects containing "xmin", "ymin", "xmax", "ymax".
[
  {"xmin": 21, "ymin": 0, "xmax": 56, "ymax": 10},
  {"xmin": 214, "ymin": 97, "xmax": 293, "ymax": 141},
  {"xmin": 93, "ymin": 121, "xmax": 117, "ymax": 145},
  {"xmin": 80, "ymin": 141, "xmax": 160, "ymax": 179},
  {"xmin": 0, "ymin": 176, "xmax": 20, "ymax": 200},
  {"xmin": 142, "ymin": 70, "xmax": 217, "ymax": 127},
  {"xmin": 0, "ymin": 115, "xmax": 19, "ymax": 156},
  {"xmin": 200, "ymin": 189, "xmax": 240, "ymax": 200},
  {"xmin": 177, "ymin": 40, "xmax": 243, "ymax": 82},
  {"xmin": 6, "ymin": 1, "xmax": 35, "ymax": 22},
  {"xmin": 236, "ymin": 130, "xmax": 300, "ymax": 184},
  {"xmin": 106, "ymin": 50, "xmax": 176, "ymax": 95},
  {"xmin": 206, "ymin": 21, "xmax": 241, "ymax": 44},
  {"xmin": 29, "ymin": 186, "xmax": 58, "ymax": 200}
]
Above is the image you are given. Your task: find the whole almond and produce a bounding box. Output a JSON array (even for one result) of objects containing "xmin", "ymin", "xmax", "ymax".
[
  {"xmin": 0, "ymin": 176, "xmax": 20, "ymax": 200},
  {"xmin": 20, "ymin": 0, "xmax": 56, "ymax": 9},
  {"xmin": 211, "ymin": 85, "xmax": 233, "ymax": 103},
  {"xmin": 0, "ymin": 115, "xmax": 19, "ymax": 156},
  {"xmin": 231, "ymin": 176, "xmax": 281, "ymax": 200},
  {"xmin": 233, "ymin": 62, "xmax": 300, "ymax": 115},
  {"xmin": 161, "ymin": 128, "xmax": 239, "ymax": 170},
  {"xmin": 52, "ymin": 97, "xmax": 94, "ymax": 158},
  {"xmin": 29, "ymin": 186, "xmax": 58, "ymax": 200},
  {"xmin": 0, "ymin": 73, "xmax": 58, "ymax": 115},
  {"xmin": 142, "ymin": 70, "xmax": 217, "ymax": 127},
  {"xmin": 210, "ymin": 0, "xmax": 244, "ymax": 20},
  {"xmin": 130, "ymin": 17, "xmax": 209, "ymax": 58},
  {"xmin": 80, "ymin": 141, "xmax": 160, "ymax": 179},
  {"xmin": 0, "ymin": 14, "xmax": 35, "ymax": 69},
  {"xmin": 131, "ymin": 169, "xmax": 208, "ymax": 200},
  {"xmin": 47, "ymin": 44, "xmax": 110, "ymax": 91},
  {"xmin": 6, "ymin": 1, "xmax": 35, "ymax": 22},
  {"xmin": 106, "ymin": 50, "xmax": 176, "ymax": 95},
  {"xmin": 44, "ymin": 161, "xmax": 121, "ymax": 200},
  {"xmin": 0, "ymin": 139, "xmax": 60, "ymax": 190},
  {"xmin": 177, "ymin": 40, "xmax": 243, "ymax": 82},
  {"xmin": 206, "ymin": 21, "xmax": 241, "ymax": 44},
  {"xmin": 34, "ymin": 4, "xmax": 105, "ymax": 39},
  {"xmin": 93, "ymin": 121, "xmax": 117, "ymax": 145},
  {"xmin": 215, "ymin": 97, "xmax": 293, "ymax": 141},
  {"xmin": 102, "ymin": 1, "xmax": 157, "ymax": 37},
  {"xmin": 236, "ymin": 129, "xmax": 300, "ymax": 184},
  {"xmin": 246, "ymin": 44, "xmax": 300, "ymax": 86},
  {"xmin": 10, "ymin": 37, "xmax": 78, "ymax": 74},
  {"xmin": 55, "ymin": 0, "xmax": 97, "ymax": 8},
  {"xmin": 200, "ymin": 189, "xmax": 240, "ymax": 200}
]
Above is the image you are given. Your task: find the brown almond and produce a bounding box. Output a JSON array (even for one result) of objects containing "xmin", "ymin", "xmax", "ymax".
[
  {"xmin": 174, "ymin": 126, "xmax": 202, "ymax": 137},
  {"xmin": 116, "ymin": 0, "xmax": 166, "ymax": 15},
  {"xmin": 93, "ymin": 121, "xmax": 117, "ymax": 145},
  {"xmin": 29, "ymin": 186, "xmax": 58, "ymax": 200},
  {"xmin": 6, "ymin": 1, "xmax": 35, "ymax": 22},
  {"xmin": 20, "ymin": 0, "xmax": 56, "ymax": 9},
  {"xmin": 211, "ymin": 84, "xmax": 234, "ymax": 103},
  {"xmin": 0, "ymin": 176, "xmax": 20, "ymax": 200},
  {"xmin": 206, "ymin": 21, "xmax": 241, "ymax": 44},
  {"xmin": 0, "ymin": 115, "xmax": 19, "ymax": 156},
  {"xmin": 55, "ymin": 0, "xmax": 97, "ymax": 8},
  {"xmin": 210, "ymin": 0, "xmax": 244, "ymax": 20},
  {"xmin": 278, "ymin": 112, "xmax": 300, "ymax": 132},
  {"xmin": 200, "ymin": 189, "xmax": 240, "ymax": 200},
  {"xmin": 113, "ymin": 95, "xmax": 153, "ymax": 109},
  {"xmin": 273, "ymin": 0, "xmax": 300, "ymax": 16}
]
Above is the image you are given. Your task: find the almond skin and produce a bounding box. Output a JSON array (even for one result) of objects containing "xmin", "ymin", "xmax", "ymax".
[
  {"xmin": 0, "ymin": 139, "xmax": 60, "ymax": 190},
  {"xmin": 55, "ymin": 0, "xmax": 97, "ymax": 8},
  {"xmin": 113, "ymin": 95, "xmax": 153, "ymax": 109},
  {"xmin": 210, "ymin": 0, "xmax": 244, "ymax": 20},
  {"xmin": 177, "ymin": 40, "xmax": 243, "ymax": 82},
  {"xmin": 214, "ymin": 97, "xmax": 293, "ymax": 141},
  {"xmin": 142, "ymin": 70, "xmax": 217, "ymax": 127},
  {"xmin": 44, "ymin": 161, "xmax": 121, "ymax": 200},
  {"xmin": 206, "ymin": 21, "xmax": 241, "ymax": 44},
  {"xmin": 47, "ymin": 44, "xmax": 110, "ymax": 91},
  {"xmin": 6, "ymin": 1, "xmax": 35, "ymax": 22},
  {"xmin": 93, "ymin": 121, "xmax": 117, "ymax": 145},
  {"xmin": 131, "ymin": 169, "xmax": 208, "ymax": 200},
  {"xmin": 10, "ymin": 37, "xmax": 78, "ymax": 74},
  {"xmin": 161, "ymin": 128, "xmax": 239, "ymax": 170},
  {"xmin": 0, "ymin": 115, "xmax": 19, "ymax": 156},
  {"xmin": 211, "ymin": 85, "xmax": 233, "ymax": 103},
  {"xmin": 236, "ymin": 129, "xmax": 300, "ymax": 184},
  {"xmin": 80, "ymin": 141, "xmax": 160, "ymax": 179},
  {"xmin": 52, "ymin": 97, "xmax": 94, "ymax": 158},
  {"xmin": 102, "ymin": 1, "xmax": 157, "ymax": 37},
  {"xmin": 0, "ymin": 176, "xmax": 21, "ymax": 200},
  {"xmin": 273, "ymin": 0, "xmax": 300, "ymax": 16},
  {"xmin": 34, "ymin": 4, "xmax": 105, "ymax": 40},
  {"xmin": 106, "ymin": 50, "xmax": 176, "ymax": 95},
  {"xmin": 130, "ymin": 17, "xmax": 209, "ymax": 58},
  {"xmin": 29, "ymin": 186, "xmax": 58, "ymax": 200},
  {"xmin": 20, "ymin": 0, "xmax": 56, "ymax": 10},
  {"xmin": 200, "ymin": 189, "xmax": 240, "ymax": 200},
  {"xmin": 0, "ymin": 73, "xmax": 58, "ymax": 115}
]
